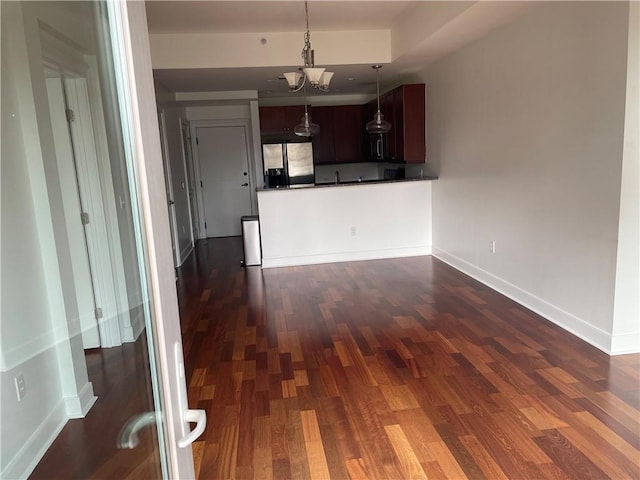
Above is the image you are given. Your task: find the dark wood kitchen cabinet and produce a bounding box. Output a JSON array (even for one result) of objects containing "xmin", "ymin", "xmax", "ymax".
[
  {"xmin": 366, "ymin": 84, "xmax": 425, "ymax": 163},
  {"xmin": 332, "ymin": 105, "xmax": 364, "ymax": 163},
  {"xmin": 311, "ymin": 104, "xmax": 365, "ymax": 164},
  {"xmin": 259, "ymin": 106, "xmax": 305, "ymax": 134},
  {"xmin": 310, "ymin": 106, "xmax": 335, "ymax": 164},
  {"xmin": 393, "ymin": 84, "xmax": 425, "ymax": 163}
]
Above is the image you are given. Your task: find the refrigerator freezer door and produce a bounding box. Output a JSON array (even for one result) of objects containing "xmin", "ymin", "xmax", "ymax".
[
  {"xmin": 286, "ymin": 143, "xmax": 314, "ymax": 185},
  {"xmin": 262, "ymin": 144, "xmax": 284, "ymax": 169}
]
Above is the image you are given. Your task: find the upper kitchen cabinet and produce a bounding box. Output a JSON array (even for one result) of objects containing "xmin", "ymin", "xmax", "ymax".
[
  {"xmin": 368, "ymin": 84, "xmax": 426, "ymax": 163},
  {"xmin": 310, "ymin": 106, "xmax": 335, "ymax": 165},
  {"xmin": 259, "ymin": 106, "xmax": 305, "ymax": 135},
  {"xmin": 332, "ymin": 105, "xmax": 364, "ymax": 163},
  {"xmin": 393, "ymin": 84, "xmax": 425, "ymax": 163},
  {"xmin": 311, "ymin": 104, "xmax": 365, "ymax": 164}
]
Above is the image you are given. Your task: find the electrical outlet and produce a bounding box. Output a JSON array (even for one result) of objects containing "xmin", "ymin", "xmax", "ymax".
[
  {"xmin": 15, "ymin": 374, "xmax": 26, "ymax": 401},
  {"xmin": 350, "ymin": 226, "xmax": 357, "ymax": 237},
  {"xmin": 489, "ymin": 240, "xmax": 496, "ymax": 254}
]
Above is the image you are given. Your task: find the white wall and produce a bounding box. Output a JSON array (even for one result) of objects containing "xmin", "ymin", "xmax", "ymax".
[
  {"xmin": 421, "ymin": 2, "xmax": 631, "ymax": 353},
  {"xmin": 258, "ymin": 181, "xmax": 432, "ymax": 268},
  {"xmin": 1, "ymin": 2, "xmax": 95, "ymax": 477},
  {"xmin": 1, "ymin": 11, "xmax": 68, "ymax": 474},
  {"xmin": 612, "ymin": 1, "xmax": 640, "ymax": 354}
]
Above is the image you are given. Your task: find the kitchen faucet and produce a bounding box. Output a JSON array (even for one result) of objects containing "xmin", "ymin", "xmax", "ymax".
[{"xmin": 334, "ymin": 170, "xmax": 340, "ymax": 184}]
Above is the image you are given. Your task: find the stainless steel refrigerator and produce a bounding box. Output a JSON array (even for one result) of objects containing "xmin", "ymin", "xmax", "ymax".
[{"xmin": 262, "ymin": 140, "xmax": 315, "ymax": 187}]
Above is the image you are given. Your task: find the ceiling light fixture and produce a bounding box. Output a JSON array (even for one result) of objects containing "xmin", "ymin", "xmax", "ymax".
[
  {"xmin": 366, "ymin": 64, "xmax": 392, "ymax": 134},
  {"xmin": 284, "ymin": 0, "xmax": 334, "ymax": 93},
  {"xmin": 294, "ymin": 83, "xmax": 320, "ymax": 137}
]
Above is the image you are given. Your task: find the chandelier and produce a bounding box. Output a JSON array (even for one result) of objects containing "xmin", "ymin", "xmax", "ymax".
[{"xmin": 284, "ymin": 1, "xmax": 334, "ymax": 92}]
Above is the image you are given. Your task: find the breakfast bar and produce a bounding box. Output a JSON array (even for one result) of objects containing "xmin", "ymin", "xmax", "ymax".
[{"xmin": 256, "ymin": 178, "xmax": 435, "ymax": 268}]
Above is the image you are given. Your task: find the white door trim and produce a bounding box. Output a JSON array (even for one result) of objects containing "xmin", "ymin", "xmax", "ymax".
[
  {"xmin": 158, "ymin": 109, "xmax": 180, "ymax": 267},
  {"xmin": 180, "ymin": 119, "xmax": 198, "ymax": 247},
  {"xmin": 189, "ymin": 118, "xmax": 257, "ymax": 239}
]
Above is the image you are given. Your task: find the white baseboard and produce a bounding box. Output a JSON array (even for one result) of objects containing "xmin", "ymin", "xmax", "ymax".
[
  {"xmin": 610, "ymin": 331, "xmax": 640, "ymax": 355},
  {"xmin": 64, "ymin": 381, "xmax": 97, "ymax": 419},
  {"xmin": 0, "ymin": 400, "xmax": 67, "ymax": 480},
  {"xmin": 432, "ymin": 247, "xmax": 618, "ymax": 355},
  {"xmin": 179, "ymin": 242, "xmax": 194, "ymax": 266},
  {"xmin": 262, "ymin": 246, "xmax": 432, "ymax": 269},
  {"xmin": 130, "ymin": 304, "xmax": 146, "ymax": 341},
  {"xmin": 120, "ymin": 308, "xmax": 135, "ymax": 343}
]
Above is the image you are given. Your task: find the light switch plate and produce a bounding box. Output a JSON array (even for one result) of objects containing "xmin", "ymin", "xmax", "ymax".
[{"xmin": 15, "ymin": 374, "xmax": 26, "ymax": 401}]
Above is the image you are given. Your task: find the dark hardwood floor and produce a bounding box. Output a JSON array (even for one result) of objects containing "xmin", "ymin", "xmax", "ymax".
[
  {"xmin": 179, "ymin": 238, "xmax": 639, "ymax": 479},
  {"xmin": 31, "ymin": 237, "xmax": 639, "ymax": 479},
  {"xmin": 30, "ymin": 336, "xmax": 162, "ymax": 479}
]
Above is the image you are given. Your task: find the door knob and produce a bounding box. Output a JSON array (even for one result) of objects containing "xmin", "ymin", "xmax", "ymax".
[{"xmin": 241, "ymin": 183, "xmax": 249, "ymax": 187}]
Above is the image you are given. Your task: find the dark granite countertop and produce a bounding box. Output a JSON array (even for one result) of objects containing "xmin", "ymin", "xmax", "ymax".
[{"xmin": 256, "ymin": 176, "xmax": 437, "ymax": 192}]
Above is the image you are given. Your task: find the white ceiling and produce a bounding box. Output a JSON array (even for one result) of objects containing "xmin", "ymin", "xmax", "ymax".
[
  {"xmin": 146, "ymin": 1, "xmax": 532, "ymax": 100},
  {"xmin": 146, "ymin": 1, "xmax": 417, "ymax": 34}
]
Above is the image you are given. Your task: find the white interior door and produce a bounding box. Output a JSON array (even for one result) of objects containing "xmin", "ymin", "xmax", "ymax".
[
  {"xmin": 45, "ymin": 73, "xmax": 102, "ymax": 349},
  {"xmin": 196, "ymin": 125, "xmax": 252, "ymax": 237}
]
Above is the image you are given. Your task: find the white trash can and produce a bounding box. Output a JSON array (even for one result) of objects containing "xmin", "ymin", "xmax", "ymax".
[{"xmin": 241, "ymin": 216, "xmax": 261, "ymax": 266}]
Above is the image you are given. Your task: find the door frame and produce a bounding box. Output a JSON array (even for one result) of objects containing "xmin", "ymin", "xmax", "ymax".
[
  {"xmin": 40, "ymin": 24, "xmax": 135, "ymax": 348},
  {"xmin": 189, "ymin": 118, "xmax": 257, "ymax": 239},
  {"xmin": 157, "ymin": 109, "xmax": 180, "ymax": 267},
  {"xmin": 180, "ymin": 119, "xmax": 200, "ymax": 244}
]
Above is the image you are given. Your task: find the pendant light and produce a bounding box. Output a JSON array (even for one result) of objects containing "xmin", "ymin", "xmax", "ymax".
[
  {"xmin": 294, "ymin": 82, "xmax": 319, "ymax": 137},
  {"xmin": 294, "ymin": 104, "xmax": 320, "ymax": 137},
  {"xmin": 366, "ymin": 64, "xmax": 391, "ymax": 134}
]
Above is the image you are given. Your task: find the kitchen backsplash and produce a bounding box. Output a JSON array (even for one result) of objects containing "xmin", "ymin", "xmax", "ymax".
[{"xmin": 315, "ymin": 162, "xmax": 430, "ymax": 183}]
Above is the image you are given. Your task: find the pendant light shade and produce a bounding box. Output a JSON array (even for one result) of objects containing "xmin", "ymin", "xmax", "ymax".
[
  {"xmin": 294, "ymin": 109, "xmax": 320, "ymax": 137},
  {"xmin": 366, "ymin": 64, "xmax": 391, "ymax": 134}
]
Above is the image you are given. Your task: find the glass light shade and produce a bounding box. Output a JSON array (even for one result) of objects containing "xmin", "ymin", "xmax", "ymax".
[
  {"xmin": 366, "ymin": 110, "xmax": 392, "ymax": 134},
  {"xmin": 284, "ymin": 71, "xmax": 303, "ymax": 89},
  {"xmin": 303, "ymin": 67, "xmax": 325, "ymax": 85},
  {"xmin": 294, "ymin": 112, "xmax": 320, "ymax": 137},
  {"xmin": 319, "ymin": 71, "xmax": 334, "ymax": 89}
]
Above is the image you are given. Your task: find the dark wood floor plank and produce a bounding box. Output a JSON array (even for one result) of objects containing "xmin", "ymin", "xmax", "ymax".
[{"xmin": 533, "ymin": 428, "xmax": 610, "ymax": 480}]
